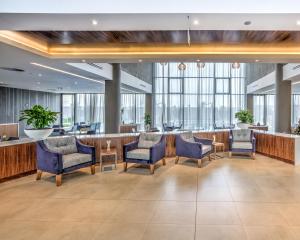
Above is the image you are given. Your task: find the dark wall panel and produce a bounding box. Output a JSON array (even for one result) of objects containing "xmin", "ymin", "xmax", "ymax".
[{"xmin": 0, "ymin": 87, "xmax": 61, "ymax": 136}]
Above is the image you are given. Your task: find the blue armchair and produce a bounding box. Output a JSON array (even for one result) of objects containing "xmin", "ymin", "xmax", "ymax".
[
  {"xmin": 175, "ymin": 132, "xmax": 213, "ymax": 168},
  {"xmin": 229, "ymin": 129, "xmax": 256, "ymax": 159},
  {"xmin": 36, "ymin": 136, "xmax": 96, "ymax": 186},
  {"xmin": 123, "ymin": 133, "xmax": 166, "ymax": 174}
]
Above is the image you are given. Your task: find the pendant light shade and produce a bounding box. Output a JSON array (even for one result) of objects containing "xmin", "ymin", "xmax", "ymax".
[
  {"xmin": 178, "ymin": 62, "xmax": 186, "ymax": 71},
  {"xmin": 197, "ymin": 62, "xmax": 205, "ymax": 68},
  {"xmin": 232, "ymin": 62, "xmax": 240, "ymax": 69}
]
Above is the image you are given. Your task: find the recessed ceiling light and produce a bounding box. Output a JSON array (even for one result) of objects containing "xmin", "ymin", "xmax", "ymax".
[
  {"xmin": 193, "ymin": 20, "xmax": 199, "ymax": 25},
  {"xmin": 38, "ymin": 73, "xmax": 42, "ymax": 77},
  {"xmin": 196, "ymin": 59, "xmax": 200, "ymax": 62},
  {"xmin": 138, "ymin": 59, "xmax": 143, "ymax": 63},
  {"xmin": 255, "ymin": 59, "xmax": 260, "ymax": 62},
  {"xmin": 297, "ymin": 20, "xmax": 300, "ymax": 26},
  {"xmin": 92, "ymin": 19, "xmax": 98, "ymax": 26},
  {"xmin": 81, "ymin": 59, "xmax": 86, "ymax": 63},
  {"xmin": 244, "ymin": 21, "xmax": 252, "ymax": 26},
  {"xmin": 74, "ymin": 81, "xmax": 78, "ymax": 85}
]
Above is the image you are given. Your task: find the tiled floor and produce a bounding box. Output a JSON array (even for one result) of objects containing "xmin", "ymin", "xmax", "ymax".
[{"xmin": 2, "ymin": 154, "xmax": 300, "ymax": 239}]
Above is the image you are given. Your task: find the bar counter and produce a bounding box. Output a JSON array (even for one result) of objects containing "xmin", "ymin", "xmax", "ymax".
[{"xmin": 1, "ymin": 130, "xmax": 300, "ymax": 181}]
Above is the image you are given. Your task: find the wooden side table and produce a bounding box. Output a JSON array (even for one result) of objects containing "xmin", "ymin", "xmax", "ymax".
[
  {"xmin": 212, "ymin": 142, "xmax": 225, "ymax": 159},
  {"xmin": 100, "ymin": 148, "xmax": 117, "ymax": 171}
]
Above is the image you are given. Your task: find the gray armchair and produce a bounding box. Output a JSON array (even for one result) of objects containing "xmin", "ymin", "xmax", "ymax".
[
  {"xmin": 36, "ymin": 136, "xmax": 96, "ymax": 186},
  {"xmin": 229, "ymin": 129, "xmax": 256, "ymax": 159},
  {"xmin": 123, "ymin": 133, "xmax": 166, "ymax": 174},
  {"xmin": 175, "ymin": 132, "xmax": 213, "ymax": 168}
]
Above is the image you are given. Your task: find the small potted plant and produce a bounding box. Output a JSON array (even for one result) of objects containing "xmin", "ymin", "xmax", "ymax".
[
  {"xmin": 19, "ymin": 105, "xmax": 59, "ymax": 139},
  {"xmin": 144, "ymin": 113, "xmax": 151, "ymax": 131},
  {"xmin": 235, "ymin": 110, "xmax": 254, "ymax": 129}
]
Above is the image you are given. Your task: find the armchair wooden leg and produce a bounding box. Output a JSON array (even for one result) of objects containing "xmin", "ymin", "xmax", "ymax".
[
  {"xmin": 197, "ymin": 159, "xmax": 202, "ymax": 168},
  {"xmin": 150, "ymin": 164, "xmax": 155, "ymax": 174},
  {"xmin": 91, "ymin": 165, "xmax": 96, "ymax": 175},
  {"xmin": 162, "ymin": 158, "xmax": 166, "ymax": 166},
  {"xmin": 124, "ymin": 162, "xmax": 128, "ymax": 172},
  {"xmin": 252, "ymin": 152, "xmax": 256, "ymax": 159},
  {"xmin": 208, "ymin": 154, "xmax": 212, "ymax": 161},
  {"xmin": 56, "ymin": 174, "xmax": 62, "ymax": 187},
  {"xmin": 229, "ymin": 152, "xmax": 232, "ymax": 158},
  {"xmin": 36, "ymin": 170, "xmax": 42, "ymax": 180},
  {"xmin": 175, "ymin": 156, "xmax": 179, "ymax": 164}
]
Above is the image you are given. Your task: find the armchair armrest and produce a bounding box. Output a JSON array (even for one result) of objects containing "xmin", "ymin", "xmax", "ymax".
[
  {"xmin": 194, "ymin": 137, "xmax": 213, "ymax": 146},
  {"xmin": 175, "ymin": 135, "xmax": 202, "ymax": 157},
  {"xmin": 76, "ymin": 139, "xmax": 96, "ymax": 164},
  {"xmin": 150, "ymin": 135, "xmax": 166, "ymax": 163},
  {"xmin": 123, "ymin": 140, "xmax": 139, "ymax": 160},
  {"xmin": 36, "ymin": 141, "xmax": 63, "ymax": 174}
]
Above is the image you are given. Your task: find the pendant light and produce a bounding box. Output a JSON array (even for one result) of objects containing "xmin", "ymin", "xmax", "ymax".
[{"xmin": 178, "ymin": 62, "xmax": 186, "ymax": 71}]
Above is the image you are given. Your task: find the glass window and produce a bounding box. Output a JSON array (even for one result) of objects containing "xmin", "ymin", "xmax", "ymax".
[
  {"xmin": 75, "ymin": 94, "xmax": 105, "ymax": 132},
  {"xmin": 121, "ymin": 94, "xmax": 146, "ymax": 129},
  {"xmin": 253, "ymin": 95, "xmax": 265, "ymax": 125},
  {"xmin": 62, "ymin": 95, "xmax": 74, "ymax": 127},
  {"xmin": 266, "ymin": 95, "xmax": 275, "ymax": 131},
  {"xmin": 216, "ymin": 78, "xmax": 229, "ymax": 94},
  {"xmin": 215, "ymin": 95, "xmax": 230, "ymax": 127},
  {"xmin": 153, "ymin": 62, "xmax": 246, "ymax": 130},
  {"xmin": 292, "ymin": 94, "xmax": 300, "ymax": 126}
]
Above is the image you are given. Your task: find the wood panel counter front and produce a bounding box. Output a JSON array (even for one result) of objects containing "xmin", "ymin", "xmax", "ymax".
[{"xmin": 0, "ymin": 130, "xmax": 299, "ymax": 181}]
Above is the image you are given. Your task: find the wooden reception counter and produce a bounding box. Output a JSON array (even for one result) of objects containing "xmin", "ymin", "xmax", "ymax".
[{"xmin": 1, "ymin": 130, "xmax": 300, "ymax": 181}]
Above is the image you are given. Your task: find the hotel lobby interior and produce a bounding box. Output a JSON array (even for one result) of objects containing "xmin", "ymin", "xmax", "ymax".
[{"xmin": 3, "ymin": 1, "xmax": 300, "ymax": 239}]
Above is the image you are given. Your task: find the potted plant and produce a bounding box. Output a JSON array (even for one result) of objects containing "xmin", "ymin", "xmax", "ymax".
[
  {"xmin": 144, "ymin": 113, "xmax": 151, "ymax": 131},
  {"xmin": 294, "ymin": 119, "xmax": 300, "ymax": 135},
  {"xmin": 235, "ymin": 110, "xmax": 254, "ymax": 129},
  {"xmin": 19, "ymin": 105, "xmax": 59, "ymax": 139}
]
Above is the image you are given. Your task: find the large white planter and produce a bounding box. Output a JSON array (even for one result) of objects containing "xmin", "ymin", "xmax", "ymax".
[
  {"xmin": 237, "ymin": 123, "xmax": 250, "ymax": 129},
  {"xmin": 24, "ymin": 128, "xmax": 53, "ymax": 140}
]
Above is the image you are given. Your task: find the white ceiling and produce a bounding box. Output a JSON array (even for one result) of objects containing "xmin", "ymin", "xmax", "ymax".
[
  {"xmin": 0, "ymin": 42, "xmax": 106, "ymax": 93},
  {"xmin": 2, "ymin": 13, "xmax": 300, "ymax": 31},
  {"xmin": 1, "ymin": 0, "xmax": 300, "ymax": 14}
]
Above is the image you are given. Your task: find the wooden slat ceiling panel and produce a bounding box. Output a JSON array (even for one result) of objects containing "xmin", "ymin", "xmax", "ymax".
[{"xmin": 22, "ymin": 30, "xmax": 300, "ymax": 45}]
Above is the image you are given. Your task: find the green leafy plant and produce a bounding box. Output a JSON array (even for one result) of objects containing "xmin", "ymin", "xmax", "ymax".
[
  {"xmin": 19, "ymin": 105, "xmax": 59, "ymax": 129},
  {"xmin": 295, "ymin": 119, "xmax": 300, "ymax": 135},
  {"xmin": 144, "ymin": 113, "xmax": 151, "ymax": 126},
  {"xmin": 235, "ymin": 110, "xmax": 254, "ymax": 124}
]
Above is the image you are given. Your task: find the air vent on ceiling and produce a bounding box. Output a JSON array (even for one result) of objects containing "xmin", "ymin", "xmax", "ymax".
[{"xmin": 0, "ymin": 67, "xmax": 25, "ymax": 72}]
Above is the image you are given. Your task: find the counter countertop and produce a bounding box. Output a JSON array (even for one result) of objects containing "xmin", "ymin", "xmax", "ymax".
[{"xmin": 1, "ymin": 129, "xmax": 300, "ymax": 147}]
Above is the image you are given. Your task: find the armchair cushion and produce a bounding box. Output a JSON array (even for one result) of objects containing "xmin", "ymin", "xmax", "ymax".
[
  {"xmin": 232, "ymin": 129, "xmax": 252, "ymax": 142},
  {"xmin": 138, "ymin": 133, "xmax": 161, "ymax": 149},
  {"xmin": 232, "ymin": 142, "xmax": 253, "ymax": 150},
  {"xmin": 180, "ymin": 131, "xmax": 195, "ymax": 143},
  {"xmin": 203, "ymin": 145, "xmax": 212, "ymax": 154},
  {"xmin": 62, "ymin": 153, "xmax": 91, "ymax": 168},
  {"xmin": 127, "ymin": 148, "xmax": 150, "ymax": 160},
  {"xmin": 44, "ymin": 136, "xmax": 77, "ymax": 155}
]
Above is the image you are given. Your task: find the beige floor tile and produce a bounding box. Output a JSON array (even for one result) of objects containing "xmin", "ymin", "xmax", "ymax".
[
  {"xmin": 195, "ymin": 225, "xmax": 247, "ymax": 240},
  {"xmin": 40, "ymin": 222, "xmax": 101, "ymax": 240},
  {"xmin": 93, "ymin": 222, "xmax": 147, "ymax": 240},
  {"xmin": 108, "ymin": 200, "xmax": 158, "ymax": 223},
  {"xmin": 0, "ymin": 220, "xmax": 51, "ymax": 240},
  {"xmin": 196, "ymin": 202, "xmax": 241, "ymax": 225},
  {"xmin": 141, "ymin": 224, "xmax": 194, "ymax": 240},
  {"xmin": 126, "ymin": 186, "xmax": 165, "ymax": 200},
  {"xmin": 245, "ymin": 226, "xmax": 296, "ymax": 240},
  {"xmin": 161, "ymin": 186, "xmax": 197, "ymax": 201},
  {"xmin": 197, "ymin": 186, "xmax": 233, "ymax": 202},
  {"xmin": 151, "ymin": 201, "xmax": 196, "ymax": 224},
  {"xmin": 277, "ymin": 204, "xmax": 300, "ymax": 226},
  {"xmin": 62, "ymin": 199, "xmax": 118, "ymax": 222},
  {"xmin": 236, "ymin": 203, "xmax": 288, "ymax": 226},
  {"xmin": 230, "ymin": 186, "xmax": 271, "ymax": 202}
]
